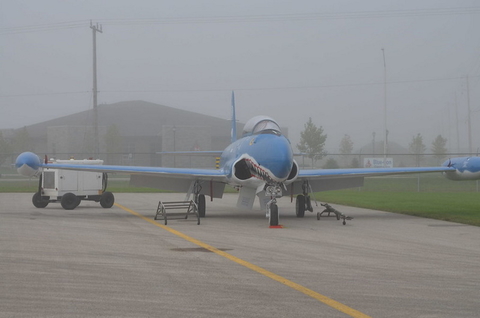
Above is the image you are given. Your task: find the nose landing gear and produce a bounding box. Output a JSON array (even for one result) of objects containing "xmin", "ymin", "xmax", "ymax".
[{"xmin": 265, "ymin": 184, "xmax": 282, "ymax": 227}]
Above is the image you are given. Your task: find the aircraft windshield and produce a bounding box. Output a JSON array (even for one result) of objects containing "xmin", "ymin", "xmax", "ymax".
[
  {"xmin": 242, "ymin": 116, "xmax": 281, "ymax": 136},
  {"xmin": 252, "ymin": 120, "xmax": 280, "ymax": 134}
]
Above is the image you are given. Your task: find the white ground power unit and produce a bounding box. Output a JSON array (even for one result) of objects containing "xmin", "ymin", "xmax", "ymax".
[{"xmin": 32, "ymin": 159, "xmax": 114, "ymax": 210}]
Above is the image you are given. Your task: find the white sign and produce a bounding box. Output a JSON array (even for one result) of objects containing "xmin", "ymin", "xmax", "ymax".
[{"xmin": 363, "ymin": 158, "xmax": 393, "ymax": 168}]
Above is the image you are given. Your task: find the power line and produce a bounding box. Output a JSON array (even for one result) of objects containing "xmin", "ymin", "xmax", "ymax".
[
  {"xmin": 0, "ymin": 20, "xmax": 89, "ymax": 35},
  {"xmin": 99, "ymin": 7, "xmax": 480, "ymax": 26},
  {"xmin": 0, "ymin": 91, "xmax": 90, "ymax": 98},
  {"xmin": 2, "ymin": 7, "xmax": 480, "ymax": 34},
  {"xmin": 1, "ymin": 75, "xmax": 479, "ymax": 98},
  {"xmin": 99, "ymin": 75, "xmax": 480, "ymax": 93}
]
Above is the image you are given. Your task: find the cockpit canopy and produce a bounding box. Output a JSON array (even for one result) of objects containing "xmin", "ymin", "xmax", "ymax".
[{"xmin": 242, "ymin": 116, "xmax": 281, "ymax": 136}]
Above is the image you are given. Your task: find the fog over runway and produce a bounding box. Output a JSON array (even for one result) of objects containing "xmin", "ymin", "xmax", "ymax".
[
  {"xmin": 1, "ymin": 193, "xmax": 479, "ymax": 317},
  {"xmin": 2, "ymin": 1, "xmax": 480, "ymax": 151}
]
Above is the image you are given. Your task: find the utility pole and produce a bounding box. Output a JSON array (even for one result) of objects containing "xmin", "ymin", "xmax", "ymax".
[
  {"xmin": 381, "ymin": 48, "xmax": 387, "ymax": 167},
  {"xmin": 372, "ymin": 132, "xmax": 376, "ymax": 155},
  {"xmin": 466, "ymin": 76, "xmax": 472, "ymax": 154},
  {"xmin": 91, "ymin": 21, "xmax": 102, "ymax": 158},
  {"xmin": 455, "ymin": 93, "xmax": 460, "ymax": 153}
]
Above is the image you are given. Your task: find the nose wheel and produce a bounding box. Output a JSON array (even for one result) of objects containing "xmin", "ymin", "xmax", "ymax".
[
  {"xmin": 265, "ymin": 185, "xmax": 282, "ymax": 227},
  {"xmin": 269, "ymin": 203, "xmax": 279, "ymax": 226}
]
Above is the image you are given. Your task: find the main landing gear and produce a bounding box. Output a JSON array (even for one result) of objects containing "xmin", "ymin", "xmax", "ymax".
[
  {"xmin": 193, "ymin": 181, "xmax": 206, "ymax": 217},
  {"xmin": 295, "ymin": 181, "xmax": 314, "ymax": 218}
]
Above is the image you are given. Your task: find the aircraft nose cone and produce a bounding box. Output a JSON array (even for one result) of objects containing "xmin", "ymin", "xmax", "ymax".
[{"xmin": 255, "ymin": 135, "xmax": 293, "ymax": 180}]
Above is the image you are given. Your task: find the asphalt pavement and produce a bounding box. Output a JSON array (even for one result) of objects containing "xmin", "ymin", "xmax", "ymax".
[{"xmin": 1, "ymin": 192, "xmax": 479, "ymax": 317}]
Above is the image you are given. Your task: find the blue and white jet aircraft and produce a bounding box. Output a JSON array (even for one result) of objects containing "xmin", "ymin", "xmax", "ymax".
[{"xmin": 15, "ymin": 100, "xmax": 480, "ymax": 226}]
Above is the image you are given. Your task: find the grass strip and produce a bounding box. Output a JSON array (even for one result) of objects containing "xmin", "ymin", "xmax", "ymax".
[{"xmin": 317, "ymin": 190, "xmax": 480, "ymax": 226}]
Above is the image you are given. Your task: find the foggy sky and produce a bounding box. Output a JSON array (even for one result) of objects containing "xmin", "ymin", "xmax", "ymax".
[{"xmin": 1, "ymin": 0, "xmax": 479, "ymax": 153}]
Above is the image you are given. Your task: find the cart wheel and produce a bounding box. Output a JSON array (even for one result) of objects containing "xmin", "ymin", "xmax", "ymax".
[
  {"xmin": 32, "ymin": 192, "xmax": 49, "ymax": 208},
  {"xmin": 74, "ymin": 197, "xmax": 81, "ymax": 208},
  {"xmin": 100, "ymin": 191, "xmax": 115, "ymax": 208},
  {"xmin": 61, "ymin": 193, "xmax": 78, "ymax": 210}
]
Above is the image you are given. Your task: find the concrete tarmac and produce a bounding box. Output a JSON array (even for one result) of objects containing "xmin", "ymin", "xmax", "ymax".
[{"xmin": 1, "ymin": 192, "xmax": 479, "ymax": 317}]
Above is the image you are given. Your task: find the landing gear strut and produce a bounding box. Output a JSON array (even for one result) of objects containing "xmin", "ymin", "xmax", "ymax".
[
  {"xmin": 265, "ymin": 184, "xmax": 282, "ymax": 226},
  {"xmin": 193, "ymin": 181, "xmax": 206, "ymax": 217}
]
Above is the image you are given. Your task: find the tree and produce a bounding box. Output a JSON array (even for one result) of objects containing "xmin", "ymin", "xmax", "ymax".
[
  {"xmin": 431, "ymin": 135, "xmax": 447, "ymax": 164},
  {"xmin": 323, "ymin": 158, "xmax": 339, "ymax": 169},
  {"xmin": 409, "ymin": 133, "xmax": 426, "ymax": 166},
  {"xmin": 0, "ymin": 131, "xmax": 12, "ymax": 166},
  {"xmin": 351, "ymin": 157, "xmax": 361, "ymax": 168},
  {"xmin": 297, "ymin": 117, "xmax": 327, "ymax": 167},
  {"xmin": 339, "ymin": 134, "xmax": 353, "ymax": 167}
]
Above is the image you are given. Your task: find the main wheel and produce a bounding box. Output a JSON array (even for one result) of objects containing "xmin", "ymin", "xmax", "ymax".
[
  {"xmin": 196, "ymin": 194, "xmax": 206, "ymax": 217},
  {"xmin": 100, "ymin": 191, "xmax": 115, "ymax": 208},
  {"xmin": 61, "ymin": 193, "xmax": 78, "ymax": 210},
  {"xmin": 296, "ymin": 195, "xmax": 305, "ymax": 218},
  {"xmin": 32, "ymin": 192, "xmax": 49, "ymax": 208},
  {"xmin": 305, "ymin": 195, "xmax": 313, "ymax": 212},
  {"xmin": 269, "ymin": 204, "xmax": 279, "ymax": 226}
]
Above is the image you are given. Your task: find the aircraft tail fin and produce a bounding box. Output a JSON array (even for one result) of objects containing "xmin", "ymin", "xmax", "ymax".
[{"xmin": 231, "ymin": 91, "xmax": 237, "ymax": 143}]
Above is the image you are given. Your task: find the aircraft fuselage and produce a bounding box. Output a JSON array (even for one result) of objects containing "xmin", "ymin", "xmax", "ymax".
[{"xmin": 221, "ymin": 130, "xmax": 296, "ymax": 188}]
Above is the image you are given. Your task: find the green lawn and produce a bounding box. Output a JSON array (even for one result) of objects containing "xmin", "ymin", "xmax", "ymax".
[
  {"xmin": 316, "ymin": 190, "xmax": 480, "ymax": 226},
  {"xmin": 312, "ymin": 175, "xmax": 480, "ymax": 226}
]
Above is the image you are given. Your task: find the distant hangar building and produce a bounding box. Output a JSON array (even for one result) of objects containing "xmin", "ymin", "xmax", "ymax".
[{"xmin": 20, "ymin": 100, "xmax": 247, "ymax": 168}]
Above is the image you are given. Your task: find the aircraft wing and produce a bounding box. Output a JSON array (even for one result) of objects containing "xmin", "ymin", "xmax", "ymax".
[
  {"xmin": 157, "ymin": 151, "xmax": 223, "ymax": 156},
  {"xmin": 39, "ymin": 162, "xmax": 228, "ymax": 198},
  {"xmin": 288, "ymin": 166, "xmax": 456, "ymax": 194},
  {"xmin": 40, "ymin": 162, "xmax": 225, "ymax": 178}
]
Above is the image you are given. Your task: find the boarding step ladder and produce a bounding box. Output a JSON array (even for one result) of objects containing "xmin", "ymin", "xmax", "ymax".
[{"xmin": 154, "ymin": 200, "xmax": 200, "ymax": 225}]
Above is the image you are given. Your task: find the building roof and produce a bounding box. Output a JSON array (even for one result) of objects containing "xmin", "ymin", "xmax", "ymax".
[{"xmin": 23, "ymin": 100, "xmax": 237, "ymax": 137}]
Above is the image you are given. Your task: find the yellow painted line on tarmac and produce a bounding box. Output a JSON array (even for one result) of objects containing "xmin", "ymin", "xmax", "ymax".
[{"xmin": 115, "ymin": 202, "xmax": 372, "ymax": 318}]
